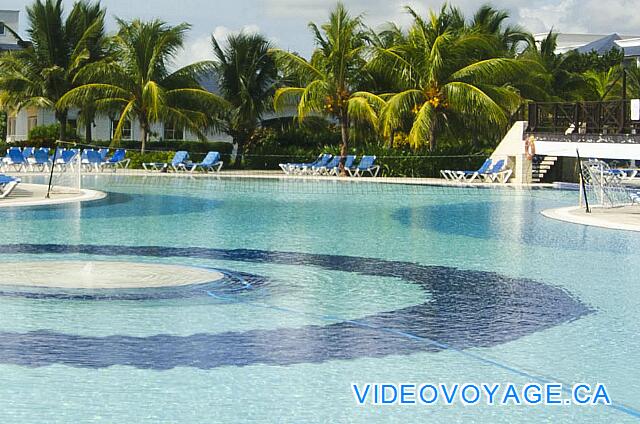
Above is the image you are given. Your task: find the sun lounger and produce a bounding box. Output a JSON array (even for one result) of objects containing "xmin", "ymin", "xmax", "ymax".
[
  {"xmin": 30, "ymin": 148, "xmax": 52, "ymax": 172},
  {"xmin": 479, "ymin": 159, "xmax": 512, "ymax": 183},
  {"xmin": 3, "ymin": 147, "xmax": 28, "ymax": 172},
  {"xmin": 312, "ymin": 155, "xmax": 341, "ymax": 175},
  {"xmin": 55, "ymin": 149, "xmax": 79, "ymax": 171},
  {"xmin": 279, "ymin": 154, "xmax": 329, "ymax": 175},
  {"xmin": 22, "ymin": 147, "xmax": 34, "ymax": 162},
  {"xmin": 83, "ymin": 150, "xmax": 105, "ymax": 172},
  {"xmin": 101, "ymin": 149, "xmax": 130, "ymax": 170},
  {"xmin": 143, "ymin": 151, "xmax": 189, "ymax": 171},
  {"xmin": 441, "ymin": 159, "xmax": 491, "ymax": 182},
  {"xmin": 189, "ymin": 151, "xmax": 223, "ymax": 172},
  {"xmin": 0, "ymin": 174, "xmax": 20, "ymax": 199},
  {"xmin": 346, "ymin": 155, "xmax": 380, "ymax": 177},
  {"xmin": 452, "ymin": 159, "xmax": 493, "ymax": 182},
  {"xmin": 324, "ymin": 155, "xmax": 356, "ymax": 176}
]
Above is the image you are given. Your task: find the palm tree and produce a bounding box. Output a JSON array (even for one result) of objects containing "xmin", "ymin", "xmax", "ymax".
[
  {"xmin": 272, "ymin": 3, "xmax": 373, "ymax": 170},
  {"xmin": 59, "ymin": 19, "xmax": 228, "ymax": 153},
  {"xmin": 520, "ymin": 31, "xmax": 586, "ymax": 101},
  {"xmin": 365, "ymin": 6, "xmax": 525, "ymax": 151},
  {"xmin": 471, "ymin": 5, "xmax": 529, "ymax": 55},
  {"xmin": 584, "ymin": 66, "xmax": 623, "ymax": 101},
  {"xmin": 0, "ymin": 0, "xmax": 108, "ymax": 141},
  {"xmin": 212, "ymin": 32, "xmax": 278, "ymax": 168}
]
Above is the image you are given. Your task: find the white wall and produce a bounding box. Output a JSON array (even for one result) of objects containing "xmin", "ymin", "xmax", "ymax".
[{"xmin": 6, "ymin": 107, "xmax": 232, "ymax": 144}]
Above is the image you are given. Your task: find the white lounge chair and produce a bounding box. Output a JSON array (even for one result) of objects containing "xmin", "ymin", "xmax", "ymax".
[{"xmin": 0, "ymin": 175, "xmax": 20, "ymax": 199}]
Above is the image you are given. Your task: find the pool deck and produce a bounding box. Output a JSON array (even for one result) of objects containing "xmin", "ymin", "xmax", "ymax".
[
  {"xmin": 0, "ymin": 183, "xmax": 106, "ymax": 208},
  {"xmin": 542, "ymin": 205, "xmax": 640, "ymax": 232},
  {"xmin": 4, "ymin": 169, "xmax": 555, "ymax": 189}
]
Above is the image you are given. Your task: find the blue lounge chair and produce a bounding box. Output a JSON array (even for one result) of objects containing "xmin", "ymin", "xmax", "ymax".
[
  {"xmin": 441, "ymin": 158, "xmax": 489, "ymax": 181},
  {"xmin": 143, "ymin": 151, "xmax": 189, "ymax": 171},
  {"xmin": 50, "ymin": 147, "xmax": 65, "ymax": 163},
  {"xmin": 30, "ymin": 148, "xmax": 52, "ymax": 172},
  {"xmin": 189, "ymin": 151, "xmax": 223, "ymax": 173},
  {"xmin": 101, "ymin": 149, "xmax": 130, "ymax": 170},
  {"xmin": 0, "ymin": 174, "xmax": 21, "ymax": 199},
  {"xmin": 311, "ymin": 155, "xmax": 341, "ymax": 175},
  {"xmin": 481, "ymin": 159, "xmax": 512, "ymax": 183},
  {"xmin": 22, "ymin": 147, "xmax": 34, "ymax": 161},
  {"xmin": 347, "ymin": 156, "xmax": 380, "ymax": 177},
  {"xmin": 3, "ymin": 147, "xmax": 27, "ymax": 172},
  {"xmin": 450, "ymin": 159, "xmax": 493, "ymax": 182},
  {"xmin": 54, "ymin": 149, "xmax": 79, "ymax": 171},
  {"xmin": 279, "ymin": 154, "xmax": 327, "ymax": 175},
  {"xmin": 298, "ymin": 154, "xmax": 332, "ymax": 175},
  {"xmin": 83, "ymin": 150, "xmax": 105, "ymax": 172},
  {"xmin": 321, "ymin": 155, "xmax": 356, "ymax": 176},
  {"xmin": 98, "ymin": 148, "xmax": 110, "ymax": 161}
]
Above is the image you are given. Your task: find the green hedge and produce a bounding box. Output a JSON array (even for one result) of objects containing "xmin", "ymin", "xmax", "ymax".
[
  {"xmin": 27, "ymin": 124, "xmax": 79, "ymax": 147},
  {"xmin": 126, "ymin": 151, "xmax": 175, "ymax": 169},
  {"xmin": 244, "ymin": 141, "xmax": 485, "ymax": 178}
]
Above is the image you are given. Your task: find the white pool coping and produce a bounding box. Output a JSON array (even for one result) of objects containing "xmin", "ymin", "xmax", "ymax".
[
  {"xmin": 0, "ymin": 183, "xmax": 106, "ymax": 208},
  {"xmin": 541, "ymin": 205, "xmax": 640, "ymax": 232},
  {"xmin": 6, "ymin": 169, "xmax": 554, "ymax": 189}
]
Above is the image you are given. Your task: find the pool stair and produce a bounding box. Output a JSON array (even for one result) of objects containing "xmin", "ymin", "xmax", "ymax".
[{"xmin": 531, "ymin": 155, "xmax": 558, "ymax": 183}]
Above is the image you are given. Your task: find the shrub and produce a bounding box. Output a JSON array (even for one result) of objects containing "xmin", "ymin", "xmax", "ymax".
[
  {"xmin": 126, "ymin": 151, "xmax": 175, "ymax": 169},
  {"xmin": 27, "ymin": 123, "xmax": 79, "ymax": 148}
]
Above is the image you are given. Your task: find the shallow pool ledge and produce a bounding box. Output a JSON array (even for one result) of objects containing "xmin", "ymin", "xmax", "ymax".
[
  {"xmin": 542, "ymin": 205, "xmax": 640, "ymax": 232},
  {"xmin": 0, "ymin": 183, "xmax": 106, "ymax": 208}
]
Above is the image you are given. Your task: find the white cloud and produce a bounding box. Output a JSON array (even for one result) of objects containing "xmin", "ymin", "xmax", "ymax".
[
  {"xmin": 172, "ymin": 24, "xmax": 263, "ymax": 69},
  {"xmin": 262, "ymin": 0, "xmax": 640, "ymax": 37},
  {"xmin": 172, "ymin": 34, "xmax": 214, "ymax": 70}
]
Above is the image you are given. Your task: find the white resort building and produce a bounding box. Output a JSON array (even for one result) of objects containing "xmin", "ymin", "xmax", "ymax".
[{"xmin": 1, "ymin": 10, "xmax": 232, "ymax": 144}]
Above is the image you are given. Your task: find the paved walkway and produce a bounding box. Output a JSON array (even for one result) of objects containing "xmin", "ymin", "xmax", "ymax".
[
  {"xmin": 0, "ymin": 183, "xmax": 105, "ymax": 208},
  {"xmin": 542, "ymin": 205, "xmax": 640, "ymax": 232}
]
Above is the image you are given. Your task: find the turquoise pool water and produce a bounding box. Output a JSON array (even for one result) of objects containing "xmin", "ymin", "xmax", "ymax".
[{"xmin": 0, "ymin": 175, "xmax": 639, "ymax": 423}]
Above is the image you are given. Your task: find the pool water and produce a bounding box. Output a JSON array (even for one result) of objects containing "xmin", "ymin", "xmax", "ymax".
[{"xmin": 0, "ymin": 175, "xmax": 639, "ymax": 423}]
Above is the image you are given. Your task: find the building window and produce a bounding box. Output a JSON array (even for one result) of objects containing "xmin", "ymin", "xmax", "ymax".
[
  {"xmin": 67, "ymin": 119, "xmax": 77, "ymax": 132},
  {"xmin": 27, "ymin": 116, "xmax": 38, "ymax": 133},
  {"xmin": 7, "ymin": 117, "xmax": 16, "ymax": 136},
  {"xmin": 0, "ymin": 23, "xmax": 5, "ymax": 36},
  {"xmin": 111, "ymin": 119, "xmax": 132, "ymax": 140},
  {"xmin": 163, "ymin": 122, "xmax": 183, "ymax": 141}
]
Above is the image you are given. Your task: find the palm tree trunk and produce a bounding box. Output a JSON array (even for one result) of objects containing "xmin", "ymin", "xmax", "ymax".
[
  {"xmin": 141, "ymin": 125, "xmax": 148, "ymax": 154},
  {"xmin": 429, "ymin": 126, "xmax": 437, "ymax": 152},
  {"xmin": 339, "ymin": 109, "xmax": 349, "ymax": 176},
  {"xmin": 85, "ymin": 122, "xmax": 92, "ymax": 143},
  {"xmin": 233, "ymin": 136, "xmax": 245, "ymax": 169},
  {"xmin": 56, "ymin": 110, "xmax": 68, "ymax": 141}
]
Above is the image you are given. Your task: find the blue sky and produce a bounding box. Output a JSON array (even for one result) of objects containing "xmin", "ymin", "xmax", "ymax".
[{"xmin": 3, "ymin": 0, "xmax": 640, "ymax": 66}]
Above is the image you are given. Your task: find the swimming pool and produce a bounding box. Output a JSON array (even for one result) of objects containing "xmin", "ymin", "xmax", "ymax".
[{"xmin": 0, "ymin": 175, "xmax": 638, "ymax": 423}]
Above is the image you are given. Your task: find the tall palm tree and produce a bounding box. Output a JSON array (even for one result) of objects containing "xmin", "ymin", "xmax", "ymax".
[
  {"xmin": 471, "ymin": 5, "xmax": 529, "ymax": 55},
  {"xmin": 59, "ymin": 19, "xmax": 228, "ymax": 153},
  {"xmin": 520, "ymin": 31, "xmax": 586, "ymax": 101},
  {"xmin": 272, "ymin": 3, "xmax": 372, "ymax": 170},
  {"xmin": 365, "ymin": 6, "xmax": 525, "ymax": 150},
  {"xmin": 0, "ymin": 0, "xmax": 108, "ymax": 141},
  {"xmin": 212, "ymin": 32, "xmax": 278, "ymax": 168}
]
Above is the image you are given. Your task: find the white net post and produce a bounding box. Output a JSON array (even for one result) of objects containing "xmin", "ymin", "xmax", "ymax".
[
  {"xmin": 581, "ymin": 159, "xmax": 633, "ymax": 208},
  {"xmin": 49, "ymin": 148, "xmax": 82, "ymax": 194}
]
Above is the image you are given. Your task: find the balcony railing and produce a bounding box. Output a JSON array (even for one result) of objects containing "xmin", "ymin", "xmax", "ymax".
[{"xmin": 522, "ymin": 100, "xmax": 640, "ymax": 136}]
